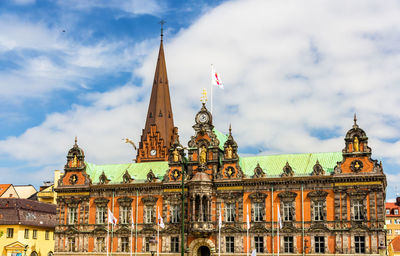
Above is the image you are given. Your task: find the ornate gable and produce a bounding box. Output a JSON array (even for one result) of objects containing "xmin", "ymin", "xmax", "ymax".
[{"xmin": 281, "ymin": 162, "xmax": 294, "ymax": 177}]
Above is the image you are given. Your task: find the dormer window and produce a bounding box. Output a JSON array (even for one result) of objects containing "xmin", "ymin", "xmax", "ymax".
[
  {"xmin": 387, "ymin": 209, "xmax": 390, "ymax": 215},
  {"xmin": 395, "ymin": 209, "xmax": 399, "ymax": 215}
]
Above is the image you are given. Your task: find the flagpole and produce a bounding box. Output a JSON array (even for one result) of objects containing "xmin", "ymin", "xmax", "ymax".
[
  {"xmin": 210, "ymin": 64, "xmax": 213, "ymax": 114},
  {"xmin": 277, "ymin": 206, "xmax": 280, "ymax": 256},
  {"xmin": 218, "ymin": 204, "xmax": 221, "ymax": 256},
  {"xmin": 107, "ymin": 221, "xmax": 109, "ymax": 256},
  {"xmin": 157, "ymin": 206, "xmax": 160, "ymax": 256},
  {"xmin": 247, "ymin": 205, "xmax": 249, "ymax": 256},
  {"xmin": 130, "ymin": 209, "xmax": 133, "ymax": 256},
  {"xmin": 135, "ymin": 190, "xmax": 138, "ymax": 256},
  {"xmin": 111, "ymin": 191, "xmax": 115, "ymax": 256}
]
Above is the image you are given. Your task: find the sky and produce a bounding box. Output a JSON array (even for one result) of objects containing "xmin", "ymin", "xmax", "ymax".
[{"xmin": 0, "ymin": 0, "xmax": 399, "ymax": 200}]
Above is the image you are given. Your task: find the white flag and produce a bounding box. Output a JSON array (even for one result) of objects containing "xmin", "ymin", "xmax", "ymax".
[
  {"xmin": 246, "ymin": 205, "xmax": 250, "ymax": 230},
  {"xmin": 277, "ymin": 205, "xmax": 282, "ymax": 229},
  {"xmin": 251, "ymin": 249, "xmax": 257, "ymax": 256},
  {"xmin": 218, "ymin": 208, "xmax": 222, "ymax": 229},
  {"xmin": 108, "ymin": 209, "xmax": 117, "ymax": 225},
  {"xmin": 158, "ymin": 209, "xmax": 165, "ymax": 229},
  {"xmin": 211, "ymin": 64, "xmax": 223, "ymax": 89}
]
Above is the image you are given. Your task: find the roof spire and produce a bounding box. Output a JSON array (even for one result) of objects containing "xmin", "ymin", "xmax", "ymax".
[
  {"xmin": 353, "ymin": 113, "xmax": 359, "ymax": 128},
  {"xmin": 159, "ymin": 19, "xmax": 166, "ymax": 41},
  {"xmin": 229, "ymin": 124, "xmax": 232, "ymax": 135},
  {"xmin": 74, "ymin": 136, "xmax": 77, "ymax": 145}
]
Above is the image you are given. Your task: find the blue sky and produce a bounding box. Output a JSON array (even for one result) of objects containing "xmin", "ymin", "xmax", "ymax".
[{"xmin": 0, "ymin": 0, "xmax": 399, "ymax": 200}]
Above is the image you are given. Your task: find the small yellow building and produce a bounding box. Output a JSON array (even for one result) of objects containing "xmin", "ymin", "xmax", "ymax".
[
  {"xmin": 37, "ymin": 170, "xmax": 63, "ymax": 205},
  {"xmin": 386, "ymin": 198, "xmax": 400, "ymax": 243},
  {"xmin": 0, "ymin": 198, "xmax": 56, "ymax": 256}
]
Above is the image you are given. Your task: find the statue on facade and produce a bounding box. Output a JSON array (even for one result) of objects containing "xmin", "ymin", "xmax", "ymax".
[
  {"xmin": 199, "ymin": 145, "xmax": 207, "ymax": 164},
  {"xmin": 353, "ymin": 136, "xmax": 359, "ymax": 152}
]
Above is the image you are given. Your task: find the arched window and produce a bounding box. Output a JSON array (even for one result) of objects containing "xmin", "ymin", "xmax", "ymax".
[
  {"xmin": 30, "ymin": 252, "xmax": 38, "ymax": 256},
  {"xmin": 48, "ymin": 252, "xmax": 54, "ymax": 256}
]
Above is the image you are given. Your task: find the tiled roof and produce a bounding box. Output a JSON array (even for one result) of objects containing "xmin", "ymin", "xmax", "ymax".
[
  {"xmin": 386, "ymin": 202, "xmax": 400, "ymax": 216},
  {"xmin": 0, "ymin": 184, "xmax": 12, "ymax": 197},
  {"xmin": 390, "ymin": 235, "xmax": 400, "ymax": 252},
  {"xmin": 86, "ymin": 151, "xmax": 342, "ymax": 184},
  {"xmin": 0, "ymin": 198, "xmax": 56, "ymax": 227}
]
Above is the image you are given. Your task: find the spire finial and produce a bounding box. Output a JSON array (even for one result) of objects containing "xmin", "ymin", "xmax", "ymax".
[
  {"xmin": 200, "ymin": 88, "xmax": 208, "ymax": 104},
  {"xmin": 159, "ymin": 19, "xmax": 166, "ymax": 41},
  {"xmin": 353, "ymin": 113, "xmax": 359, "ymax": 128},
  {"xmin": 229, "ymin": 124, "xmax": 232, "ymax": 135},
  {"xmin": 74, "ymin": 136, "xmax": 77, "ymax": 145}
]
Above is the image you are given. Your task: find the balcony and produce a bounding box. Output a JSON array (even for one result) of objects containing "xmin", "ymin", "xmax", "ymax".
[{"xmin": 189, "ymin": 221, "xmax": 214, "ymax": 237}]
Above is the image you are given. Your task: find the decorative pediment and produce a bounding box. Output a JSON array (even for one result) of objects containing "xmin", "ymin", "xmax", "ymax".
[
  {"xmin": 308, "ymin": 222, "xmax": 329, "ymax": 232},
  {"xmin": 281, "ymin": 223, "xmax": 298, "ymax": 233},
  {"xmin": 249, "ymin": 223, "xmax": 268, "ymax": 233},
  {"xmin": 141, "ymin": 226, "xmax": 157, "ymax": 234},
  {"xmin": 346, "ymin": 189, "xmax": 368, "ymax": 200},
  {"xmin": 99, "ymin": 171, "xmax": 110, "ymax": 184},
  {"xmin": 122, "ymin": 170, "xmax": 134, "ymax": 184},
  {"xmin": 92, "ymin": 226, "xmax": 108, "ymax": 235},
  {"xmin": 281, "ymin": 162, "xmax": 294, "ymax": 177},
  {"xmin": 65, "ymin": 226, "xmax": 78, "ymax": 235},
  {"xmin": 278, "ymin": 191, "xmax": 297, "ymax": 201},
  {"xmin": 222, "ymin": 224, "xmax": 242, "ymax": 233},
  {"xmin": 163, "ymin": 224, "xmax": 181, "ymax": 234},
  {"xmin": 252, "ymin": 163, "xmax": 266, "ymax": 178},
  {"xmin": 311, "ymin": 160, "xmax": 325, "ymax": 176},
  {"xmin": 146, "ymin": 169, "xmax": 158, "ymax": 182},
  {"xmin": 64, "ymin": 197, "xmax": 81, "ymax": 207},
  {"xmin": 307, "ymin": 190, "xmax": 328, "ymax": 200},
  {"xmin": 141, "ymin": 196, "xmax": 158, "ymax": 204},
  {"xmin": 117, "ymin": 196, "xmax": 133, "ymax": 206},
  {"xmin": 94, "ymin": 197, "xmax": 109, "ymax": 206},
  {"xmin": 115, "ymin": 226, "xmax": 131, "ymax": 235},
  {"xmin": 218, "ymin": 192, "xmax": 243, "ymax": 202},
  {"xmin": 248, "ymin": 192, "xmax": 268, "ymax": 202}
]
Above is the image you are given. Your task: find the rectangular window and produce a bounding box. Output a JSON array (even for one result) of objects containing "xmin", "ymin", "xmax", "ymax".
[
  {"xmin": 315, "ymin": 236, "xmax": 325, "ymax": 253},
  {"xmin": 96, "ymin": 237, "xmax": 105, "ymax": 252},
  {"xmin": 68, "ymin": 207, "xmax": 77, "ymax": 224},
  {"xmin": 171, "ymin": 237, "xmax": 180, "ymax": 253},
  {"xmin": 353, "ymin": 201, "xmax": 364, "ymax": 220},
  {"xmin": 121, "ymin": 237, "xmax": 129, "ymax": 252},
  {"xmin": 395, "ymin": 209, "xmax": 399, "ymax": 215},
  {"xmin": 24, "ymin": 229, "xmax": 29, "ymax": 239},
  {"xmin": 145, "ymin": 206, "xmax": 153, "ymax": 224},
  {"xmin": 120, "ymin": 206, "xmax": 130, "ymax": 224},
  {"xmin": 32, "ymin": 230, "xmax": 37, "ymax": 239},
  {"xmin": 254, "ymin": 202, "xmax": 263, "ymax": 222},
  {"xmin": 388, "ymin": 229, "xmax": 392, "ymax": 235},
  {"xmin": 386, "ymin": 219, "xmax": 392, "ymax": 224},
  {"xmin": 171, "ymin": 205, "xmax": 180, "ymax": 223},
  {"xmin": 355, "ymin": 236, "xmax": 365, "ymax": 253},
  {"xmin": 6, "ymin": 228, "xmax": 14, "ymax": 238},
  {"xmin": 226, "ymin": 236, "xmax": 234, "ymax": 253},
  {"xmin": 386, "ymin": 209, "xmax": 390, "ymax": 215},
  {"xmin": 283, "ymin": 203, "xmax": 293, "ymax": 221},
  {"xmin": 395, "ymin": 230, "xmax": 400, "ymax": 235},
  {"xmin": 225, "ymin": 203, "xmax": 236, "ymax": 222},
  {"xmin": 284, "ymin": 236, "xmax": 294, "ymax": 253},
  {"xmin": 314, "ymin": 201, "xmax": 324, "ymax": 221},
  {"xmin": 97, "ymin": 206, "xmax": 106, "ymax": 224},
  {"xmin": 45, "ymin": 230, "xmax": 50, "ymax": 240},
  {"xmin": 255, "ymin": 236, "xmax": 264, "ymax": 253},
  {"xmin": 145, "ymin": 237, "xmax": 151, "ymax": 252},
  {"xmin": 68, "ymin": 237, "xmax": 75, "ymax": 252}
]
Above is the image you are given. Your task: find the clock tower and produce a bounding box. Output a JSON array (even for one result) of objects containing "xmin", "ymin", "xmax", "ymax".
[{"xmin": 136, "ymin": 28, "xmax": 176, "ymax": 163}]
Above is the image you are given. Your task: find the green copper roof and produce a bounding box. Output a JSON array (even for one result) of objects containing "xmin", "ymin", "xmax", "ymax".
[
  {"xmin": 85, "ymin": 161, "xmax": 169, "ymax": 184},
  {"xmin": 239, "ymin": 152, "xmax": 342, "ymax": 177},
  {"xmin": 85, "ymin": 152, "xmax": 342, "ymax": 184},
  {"xmin": 213, "ymin": 128, "xmax": 228, "ymax": 150}
]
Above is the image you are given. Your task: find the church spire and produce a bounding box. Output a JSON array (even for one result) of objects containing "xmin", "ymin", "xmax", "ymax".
[{"xmin": 136, "ymin": 24, "xmax": 175, "ymax": 163}]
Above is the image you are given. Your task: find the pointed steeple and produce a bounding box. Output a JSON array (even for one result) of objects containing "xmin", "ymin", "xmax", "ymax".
[{"xmin": 136, "ymin": 26, "xmax": 175, "ymax": 163}]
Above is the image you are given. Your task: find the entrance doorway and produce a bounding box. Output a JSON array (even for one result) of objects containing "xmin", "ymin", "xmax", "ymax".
[{"xmin": 197, "ymin": 246, "xmax": 210, "ymax": 256}]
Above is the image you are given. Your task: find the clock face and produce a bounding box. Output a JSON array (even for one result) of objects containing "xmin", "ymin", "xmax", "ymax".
[
  {"xmin": 150, "ymin": 149, "xmax": 157, "ymax": 156},
  {"xmin": 198, "ymin": 113, "xmax": 209, "ymax": 123}
]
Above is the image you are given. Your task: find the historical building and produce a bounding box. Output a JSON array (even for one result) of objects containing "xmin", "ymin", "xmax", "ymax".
[
  {"xmin": 0, "ymin": 198, "xmax": 56, "ymax": 256},
  {"xmin": 54, "ymin": 32, "xmax": 387, "ymax": 256},
  {"xmin": 386, "ymin": 197, "xmax": 400, "ymax": 243}
]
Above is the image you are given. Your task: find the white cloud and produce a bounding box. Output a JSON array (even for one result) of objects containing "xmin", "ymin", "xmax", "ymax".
[{"xmin": 0, "ymin": 0, "xmax": 400, "ymax": 198}]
